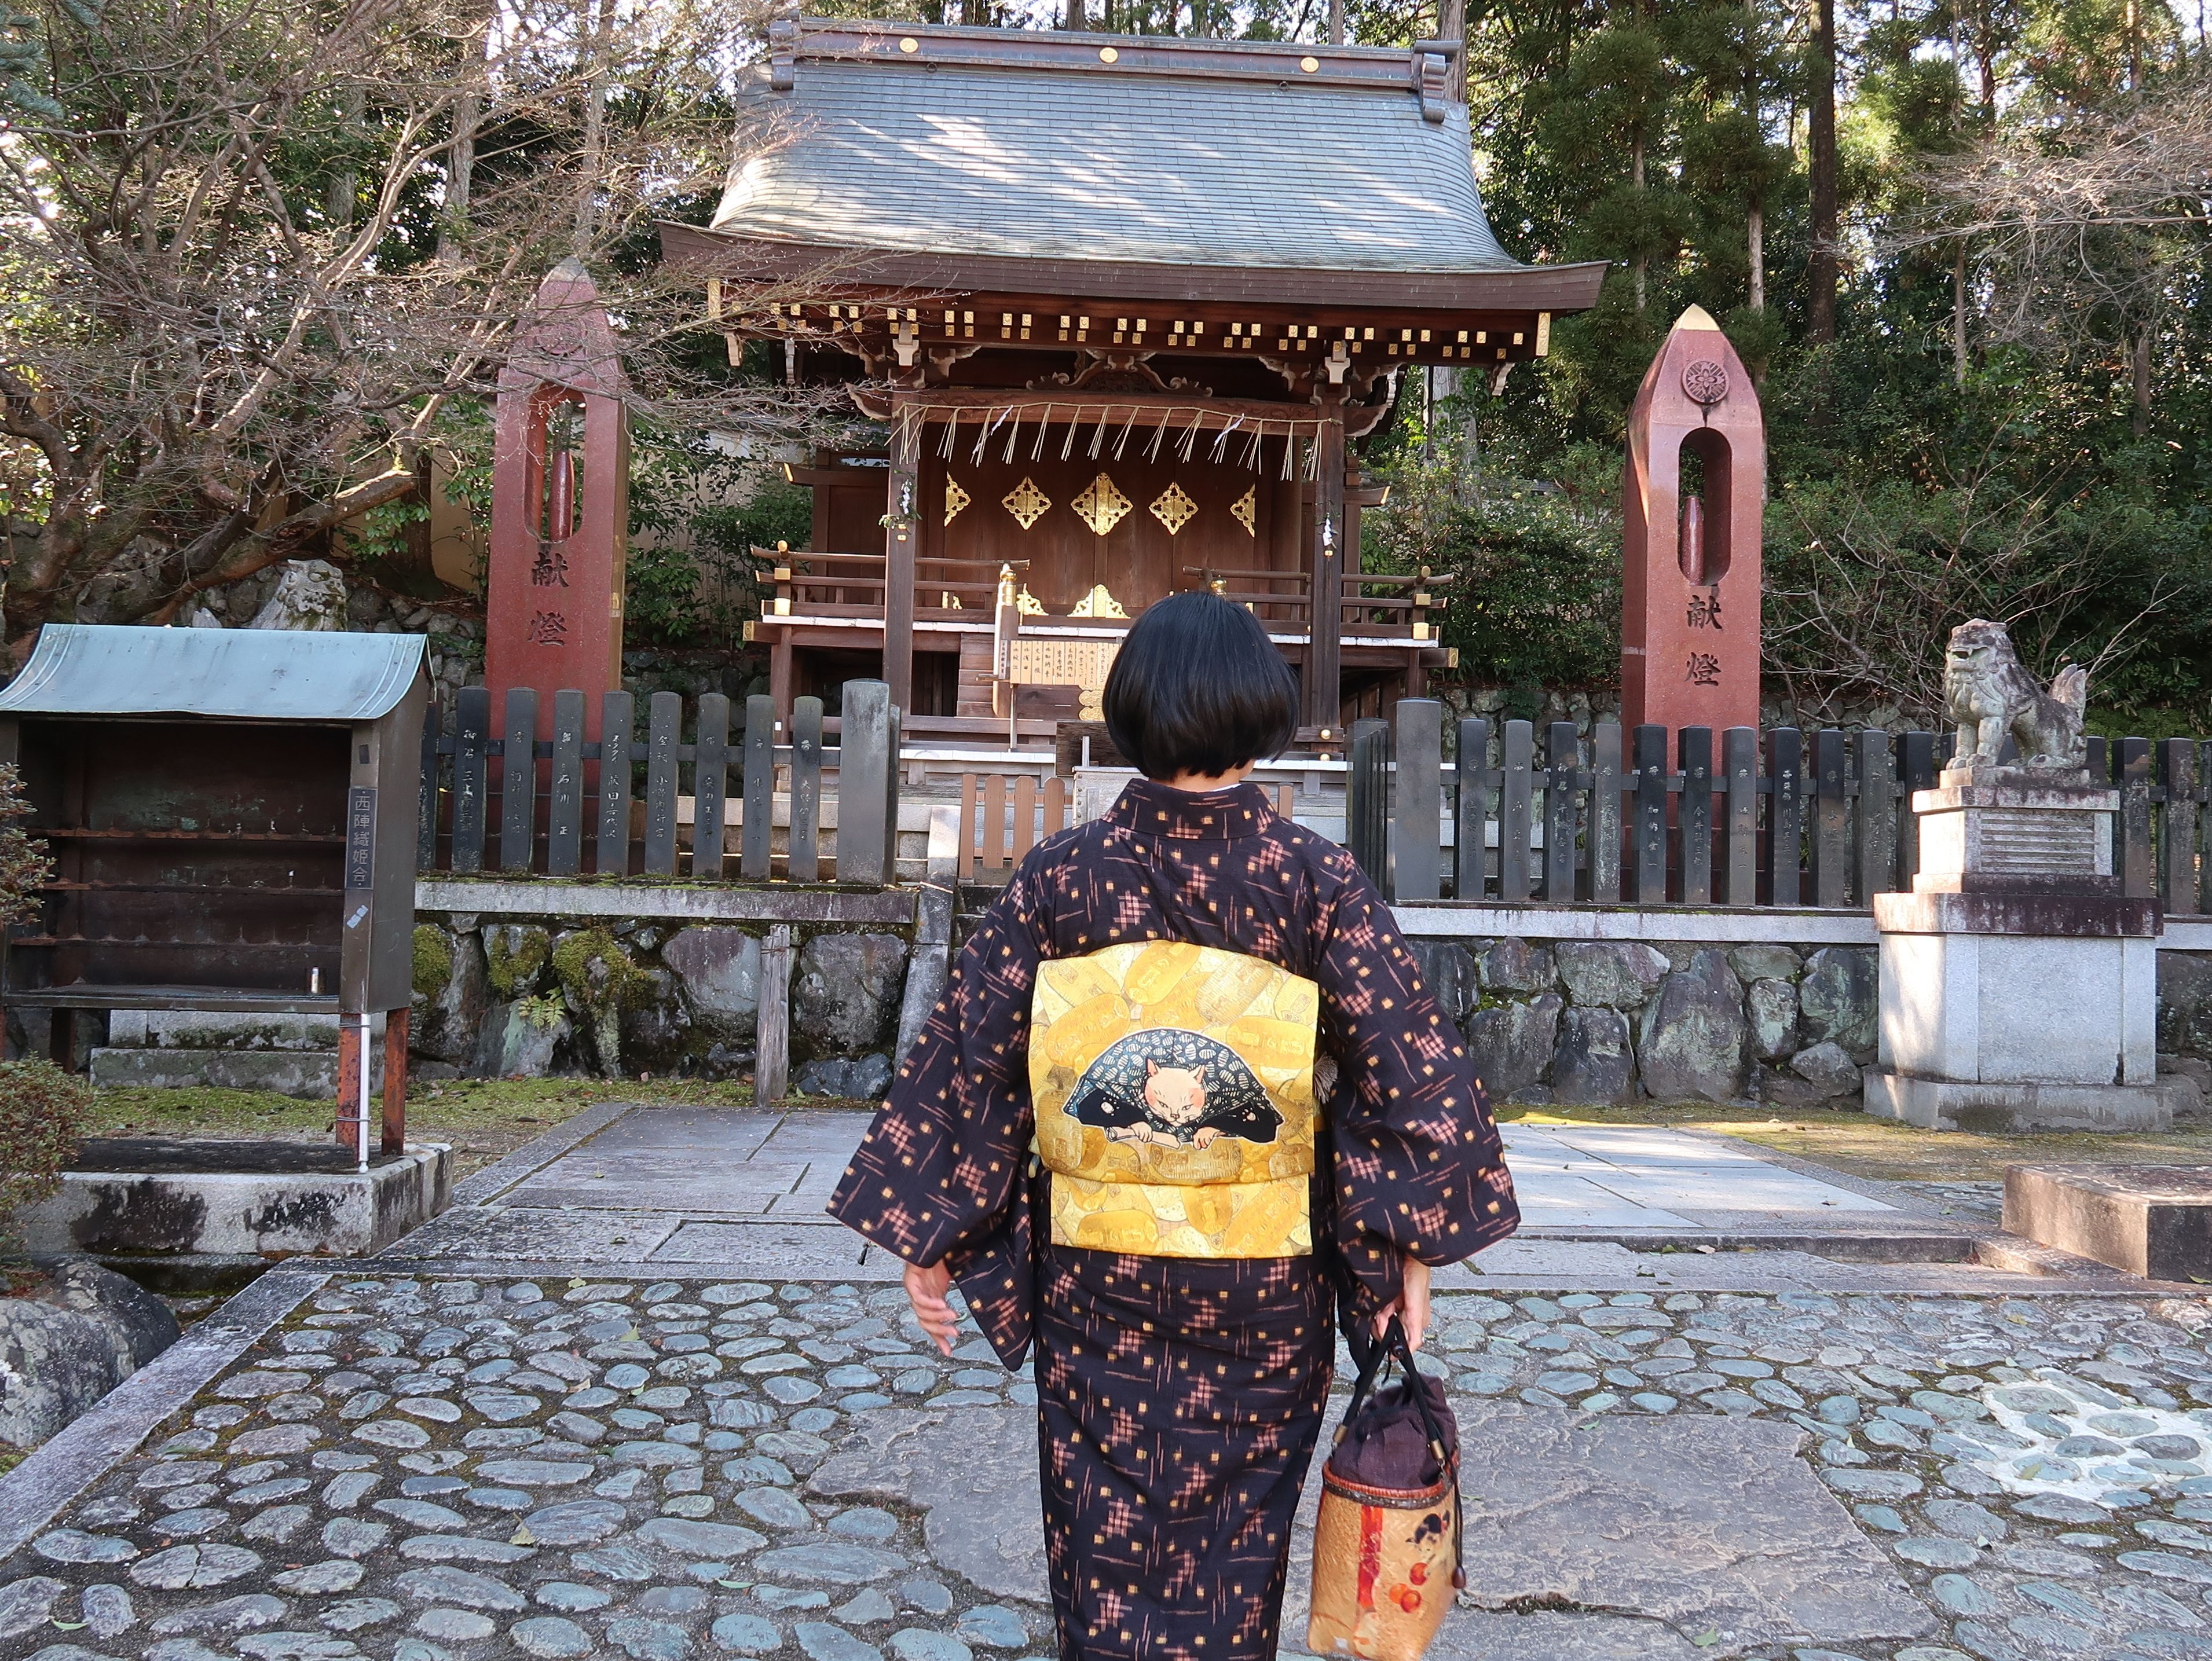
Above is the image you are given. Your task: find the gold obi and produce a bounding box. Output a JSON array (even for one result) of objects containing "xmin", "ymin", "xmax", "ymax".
[{"xmin": 1029, "ymin": 941, "xmax": 1321, "ymax": 1259}]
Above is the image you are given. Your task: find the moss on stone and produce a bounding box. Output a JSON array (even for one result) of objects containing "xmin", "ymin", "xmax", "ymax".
[
  {"xmin": 486, "ymin": 926, "xmax": 551, "ymax": 996},
  {"xmin": 412, "ymin": 925, "xmax": 454, "ymax": 1002},
  {"xmin": 551, "ymin": 927, "xmax": 652, "ymax": 1016}
]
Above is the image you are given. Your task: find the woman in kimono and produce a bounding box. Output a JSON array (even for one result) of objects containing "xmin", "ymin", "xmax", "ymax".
[{"xmin": 829, "ymin": 592, "xmax": 1517, "ymax": 1661}]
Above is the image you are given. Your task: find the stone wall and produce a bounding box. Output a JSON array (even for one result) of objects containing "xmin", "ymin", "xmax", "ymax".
[
  {"xmin": 412, "ymin": 912, "xmax": 915, "ymax": 1097},
  {"xmin": 1407, "ymin": 936, "xmax": 1880, "ymax": 1109}
]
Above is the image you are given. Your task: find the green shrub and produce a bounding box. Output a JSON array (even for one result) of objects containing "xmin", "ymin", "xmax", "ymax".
[{"xmin": 0, "ymin": 1058, "xmax": 93, "ymax": 1242}]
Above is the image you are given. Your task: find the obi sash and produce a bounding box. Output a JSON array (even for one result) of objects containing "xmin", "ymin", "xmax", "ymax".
[{"xmin": 1028, "ymin": 940, "xmax": 1321, "ymax": 1259}]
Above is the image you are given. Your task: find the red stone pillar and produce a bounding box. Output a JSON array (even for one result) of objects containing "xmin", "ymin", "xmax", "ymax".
[
  {"xmin": 1620, "ymin": 306, "xmax": 1764, "ymax": 735},
  {"xmin": 484, "ymin": 259, "xmax": 631, "ymax": 741}
]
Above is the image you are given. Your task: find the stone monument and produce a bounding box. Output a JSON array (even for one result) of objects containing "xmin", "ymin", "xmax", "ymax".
[
  {"xmin": 1620, "ymin": 305, "xmax": 1764, "ymax": 735},
  {"xmin": 1863, "ymin": 619, "xmax": 2167, "ymax": 1131},
  {"xmin": 484, "ymin": 258, "xmax": 631, "ymax": 738}
]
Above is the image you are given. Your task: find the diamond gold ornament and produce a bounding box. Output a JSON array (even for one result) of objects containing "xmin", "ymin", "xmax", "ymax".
[
  {"xmin": 943, "ymin": 476, "xmax": 971, "ymax": 526},
  {"xmin": 1071, "ymin": 472, "xmax": 1133, "ymax": 536},
  {"xmin": 1230, "ymin": 485, "xmax": 1257, "ymax": 538},
  {"xmin": 1001, "ymin": 476, "xmax": 1052, "ymax": 530},
  {"xmin": 1149, "ymin": 481, "xmax": 1197, "ymax": 536}
]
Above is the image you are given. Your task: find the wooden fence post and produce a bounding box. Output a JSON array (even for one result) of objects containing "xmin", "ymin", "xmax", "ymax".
[
  {"xmin": 1544, "ymin": 721, "xmax": 1580, "ymax": 903},
  {"xmin": 596, "ymin": 691, "xmax": 635, "ymax": 876},
  {"xmin": 1631, "ymin": 724, "xmax": 1667, "ymax": 902},
  {"xmin": 789, "ymin": 696, "xmax": 824, "ymax": 882},
  {"xmin": 1453, "ymin": 717, "xmax": 1492, "ymax": 901},
  {"xmin": 643, "ymin": 691, "xmax": 682, "ymax": 876},
  {"xmin": 1766, "ymin": 728, "xmax": 1803, "ymax": 905},
  {"xmin": 1347, "ymin": 718, "xmax": 1390, "ymax": 892},
  {"xmin": 2162, "ymin": 738, "xmax": 2199, "ymax": 914},
  {"xmin": 1897, "ymin": 730, "xmax": 1937, "ymax": 892},
  {"xmin": 695, "ymin": 692, "xmax": 731, "ymax": 880},
  {"xmin": 2119, "ymin": 735, "xmax": 2155, "ymax": 900},
  {"xmin": 1394, "ymin": 699, "xmax": 1442, "ymax": 903},
  {"xmin": 1855, "ymin": 728, "xmax": 1896, "ymax": 901},
  {"xmin": 1722, "ymin": 727, "xmax": 1758, "ymax": 905},
  {"xmin": 499, "ymin": 688, "xmax": 537, "ymax": 874},
  {"xmin": 451, "ymin": 686, "xmax": 490, "ymax": 874},
  {"xmin": 1498, "ymin": 720, "xmax": 1535, "ymax": 903},
  {"xmin": 839, "ymin": 680, "xmax": 895, "ymax": 885},
  {"xmin": 739, "ymin": 693, "xmax": 773, "ymax": 881},
  {"xmin": 1807, "ymin": 729, "xmax": 1849, "ymax": 906},
  {"xmin": 755, "ymin": 923, "xmax": 791, "ymax": 1105},
  {"xmin": 1589, "ymin": 723, "xmax": 1623, "ymax": 903},
  {"xmin": 1678, "ymin": 726, "xmax": 1713, "ymax": 904},
  {"xmin": 417, "ymin": 705, "xmax": 442, "ymax": 874},
  {"xmin": 548, "ymin": 690, "xmax": 586, "ymax": 878}
]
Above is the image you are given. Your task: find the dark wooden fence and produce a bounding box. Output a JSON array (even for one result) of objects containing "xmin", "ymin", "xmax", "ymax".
[
  {"xmin": 418, "ymin": 681, "xmax": 902, "ymax": 884},
  {"xmin": 1350, "ymin": 705, "xmax": 2208, "ymax": 912}
]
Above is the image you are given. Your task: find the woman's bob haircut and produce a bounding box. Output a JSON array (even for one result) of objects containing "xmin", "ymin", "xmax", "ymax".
[{"xmin": 1102, "ymin": 591, "xmax": 1299, "ymax": 780}]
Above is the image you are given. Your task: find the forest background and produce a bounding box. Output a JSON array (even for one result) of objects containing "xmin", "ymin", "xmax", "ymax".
[{"xmin": 2, "ymin": 0, "xmax": 2207, "ymax": 729}]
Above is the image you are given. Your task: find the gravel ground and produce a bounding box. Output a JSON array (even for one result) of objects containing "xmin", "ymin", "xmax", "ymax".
[{"xmin": 6, "ymin": 1274, "xmax": 2212, "ymax": 1661}]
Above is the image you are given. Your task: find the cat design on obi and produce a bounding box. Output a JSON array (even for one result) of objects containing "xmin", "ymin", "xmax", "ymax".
[{"xmin": 1064, "ymin": 1028, "xmax": 1282, "ymax": 1149}]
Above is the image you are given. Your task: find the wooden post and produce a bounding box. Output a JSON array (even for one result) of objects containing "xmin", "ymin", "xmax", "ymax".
[
  {"xmin": 1544, "ymin": 722, "xmax": 1579, "ymax": 903},
  {"xmin": 417, "ymin": 705, "xmax": 442, "ymax": 874},
  {"xmin": 839, "ymin": 680, "xmax": 895, "ymax": 885},
  {"xmin": 2162, "ymin": 738, "xmax": 2199, "ymax": 915},
  {"xmin": 642, "ymin": 691, "xmax": 681, "ymax": 876},
  {"xmin": 739, "ymin": 693, "xmax": 774, "ymax": 881},
  {"xmin": 1810, "ymin": 728, "xmax": 1850, "ymax": 907},
  {"xmin": 382, "ymin": 1006, "xmax": 409, "ymax": 1156},
  {"xmin": 335, "ymin": 1018, "xmax": 365, "ymax": 1152},
  {"xmin": 1589, "ymin": 723, "xmax": 1623, "ymax": 903},
  {"xmin": 548, "ymin": 690, "xmax": 586, "ymax": 877},
  {"xmin": 1898, "ymin": 730, "xmax": 1937, "ymax": 893},
  {"xmin": 1499, "ymin": 720, "xmax": 1534, "ymax": 902},
  {"xmin": 452, "ymin": 687, "xmax": 489, "ymax": 872},
  {"xmin": 1766, "ymin": 727, "xmax": 1803, "ymax": 905},
  {"xmin": 695, "ymin": 692, "xmax": 731, "ymax": 880},
  {"xmin": 1679, "ymin": 726, "xmax": 1713, "ymax": 904},
  {"xmin": 1452, "ymin": 717, "xmax": 1491, "ymax": 901},
  {"xmin": 1305, "ymin": 399, "xmax": 1347, "ymax": 731},
  {"xmin": 2120, "ymin": 735, "xmax": 2155, "ymax": 900},
  {"xmin": 1855, "ymin": 728, "xmax": 1896, "ymax": 901},
  {"xmin": 1394, "ymin": 699, "xmax": 1443, "ymax": 903},
  {"xmin": 499, "ymin": 688, "xmax": 536, "ymax": 872},
  {"xmin": 884, "ymin": 398, "xmax": 919, "ymax": 715},
  {"xmin": 755, "ymin": 923, "xmax": 791, "ymax": 1105},
  {"xmin": 1632, "ymin": 724, "xmax": 1668, "ymax": 901},
  {"xmin": 789, "ymin": 696, "xmax": 823, "ymax": 882},
  {"xmin": 1722, "ymin": 727, "xmax": 1759, "ymax": 905},
  {"xmin": 596, "ymin": 690, "xmax": 635, "ymax": 875}
]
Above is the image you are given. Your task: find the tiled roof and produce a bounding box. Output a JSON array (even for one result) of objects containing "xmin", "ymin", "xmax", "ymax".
[{"xmin": 711, "ymin": 32, "xmax": 1528, "ymax": 276}]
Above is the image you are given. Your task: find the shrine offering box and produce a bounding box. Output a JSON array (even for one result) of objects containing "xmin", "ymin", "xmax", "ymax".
[{"xmin": 0, "ymin": 625, "xmax": 430, "ymax": 1037}]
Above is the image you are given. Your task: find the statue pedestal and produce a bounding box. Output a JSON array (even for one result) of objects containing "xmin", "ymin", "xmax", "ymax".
[{"xmin": 1863, "ymin": 768, "xmax": 2170, "ymax": 1132}]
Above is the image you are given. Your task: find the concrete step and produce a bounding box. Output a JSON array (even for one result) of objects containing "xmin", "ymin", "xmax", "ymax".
[{"xmin": 90, "ymin": 1046, "xmax": 379, "ymax": 1099}]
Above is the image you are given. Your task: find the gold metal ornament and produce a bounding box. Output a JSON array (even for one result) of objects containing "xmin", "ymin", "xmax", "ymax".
[
  {"xmin": 944, "ymin": 476, "xmax": 971, "ymax": 526},
  {"xmin": 1149, "ymin": 482, "xmax": 1198, "ymax": 536},
  {"xmin": 1070, "ymin": 584, "xmax": 1129, "ymax": 619},
  {"xmin": 1001, "ymin": 476, "xmax": 1052, "ymax": 530},
  {"xmin": 1230, "ymin": 485, "xmax": 1258, "ymax": 538},
  {"xmin": 1071, "ymin": 473, "xmax": 1133, "ymax": 536}
]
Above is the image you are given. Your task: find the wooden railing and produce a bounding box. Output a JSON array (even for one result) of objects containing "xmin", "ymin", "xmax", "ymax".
[
  {"xmin": 1349, "ymin": 706, "xmax": 2212, "ymax": 911},
  {"xmin": 418, "ymin": 681, "xmax": 902, "ymax": 883}
]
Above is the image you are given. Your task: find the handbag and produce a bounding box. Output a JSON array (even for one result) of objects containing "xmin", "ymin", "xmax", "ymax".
[{"xmin": 1306, "ymin": 1314, "xmax": 1464, "ymax": 1661}]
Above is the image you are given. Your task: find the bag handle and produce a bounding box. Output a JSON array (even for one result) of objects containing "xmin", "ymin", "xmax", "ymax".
[{"xmin": 1335, "ymin": 1310, "xmax": 1466, "ymax": 1593}]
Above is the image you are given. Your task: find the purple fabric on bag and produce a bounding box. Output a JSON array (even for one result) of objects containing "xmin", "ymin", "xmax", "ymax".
[{"xmin": 1329, "ymin": 1370, "xmax": 1457, "ymax": 1490}]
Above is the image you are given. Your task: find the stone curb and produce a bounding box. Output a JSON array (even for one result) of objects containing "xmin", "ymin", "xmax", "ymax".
[{"xmin": 0, "ymin": 1262, "xmax": 328, "ymax": 1560}]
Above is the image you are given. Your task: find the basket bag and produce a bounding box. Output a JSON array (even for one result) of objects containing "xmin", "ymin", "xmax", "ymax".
[{"xmin": 1306, "ymin": 1316, "xmax": 1463, "ymax": 1661}]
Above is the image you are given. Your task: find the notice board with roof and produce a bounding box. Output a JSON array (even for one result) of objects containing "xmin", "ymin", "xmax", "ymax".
[
  {"xmin": 0, "ymin": 624, "xmax": 430, "ymax": 1154},
  {"xmin": 662, "ymin": 20, "xmax": 1606, "ymax": 745}
]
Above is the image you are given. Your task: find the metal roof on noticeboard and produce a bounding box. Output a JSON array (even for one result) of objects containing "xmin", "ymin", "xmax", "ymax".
[{"xmin": 0, "ymin": 624, "xmax": 428, "ymax": 721}]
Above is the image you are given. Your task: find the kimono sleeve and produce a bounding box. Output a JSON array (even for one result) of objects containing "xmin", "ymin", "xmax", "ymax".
[
  {"xmin": 826, "ymin": 855, "xmax": 1049, "ymax": 1277},
  {"xmin": 1313, "ymin": 860, "xmax": 1518, "ymax": 1308}
]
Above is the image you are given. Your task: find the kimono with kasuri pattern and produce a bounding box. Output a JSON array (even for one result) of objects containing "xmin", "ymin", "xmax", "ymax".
[{"xmin": 828, "ymin": 778, "xmax": 1516, "ymax": 1661}]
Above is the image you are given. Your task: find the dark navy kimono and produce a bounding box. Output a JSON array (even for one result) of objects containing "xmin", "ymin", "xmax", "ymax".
[{"xmin": 829, "ymin": 778, "xmax": 1516, "ymax": 1661}]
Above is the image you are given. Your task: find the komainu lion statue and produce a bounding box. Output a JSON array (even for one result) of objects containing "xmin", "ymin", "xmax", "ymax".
[{"xmin": 1942, "ymin": 618, "xmax": 2088, "ymax": 771}]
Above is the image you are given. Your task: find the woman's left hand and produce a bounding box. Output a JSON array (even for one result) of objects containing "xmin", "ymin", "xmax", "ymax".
[{"xmin": 1371, "ymin": 1254, "xmax": 1431, "ymax": 1350}]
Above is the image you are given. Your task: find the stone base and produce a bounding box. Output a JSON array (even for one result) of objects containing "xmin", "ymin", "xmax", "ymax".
[
  {"xmin": 1863, "ymin": 1070, "xmax": 2173, "ymax": 1132},
  {"xmin": 2003, "ymin": 1163, "xmax": 2212, "ymax": 1280},
  {"xmin": 12, "ymin": 1140, "xmax": 449, "ymax": 1262},
  {"xmin": 87, "ymin": 1046, "xmax": 380, "ymax": 1098}
]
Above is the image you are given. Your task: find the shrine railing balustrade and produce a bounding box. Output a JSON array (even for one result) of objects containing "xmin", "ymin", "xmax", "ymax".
[
  {"xmin": 416, "ymin": 681, "xmax": 902, "ymax": 884},
  {"xmin": 1350, "ymin": 706, "xmax": 2209, "ymax": 912}
]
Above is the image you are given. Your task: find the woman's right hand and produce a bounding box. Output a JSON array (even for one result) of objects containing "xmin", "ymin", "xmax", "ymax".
[{"xmin": 904, "ymin": 1260, "xmax": 958, "ymax": 1356}]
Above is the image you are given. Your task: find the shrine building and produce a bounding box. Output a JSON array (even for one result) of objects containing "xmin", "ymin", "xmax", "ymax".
[{"xmin": 661, "ymin": 19, "xmax": 1603, "ymax": 750}]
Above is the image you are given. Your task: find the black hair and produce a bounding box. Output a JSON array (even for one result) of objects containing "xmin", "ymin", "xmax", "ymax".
[{"xmin": 1103, "ymin": 591, "xmax": 1299, "ymax": 780}]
